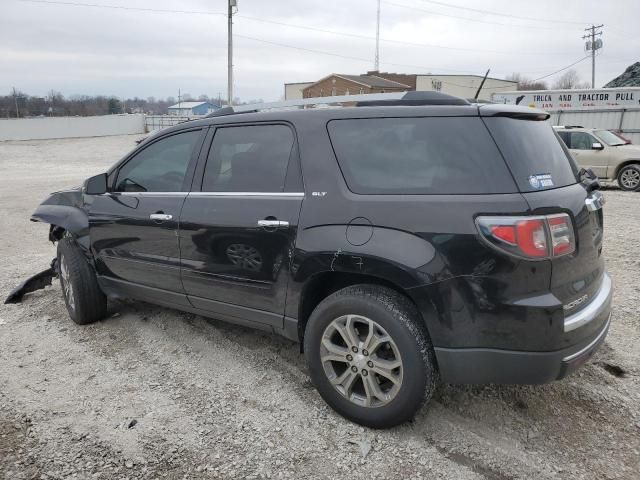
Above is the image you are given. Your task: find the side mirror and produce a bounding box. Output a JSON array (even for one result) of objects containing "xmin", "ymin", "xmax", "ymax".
[
  {"xmin": 592, "ymin": 142, "xmax": 604, "ymax": 150},
  {"xmin": 84, "ymin": 173, "xmax": 108, "ymax": 195}
]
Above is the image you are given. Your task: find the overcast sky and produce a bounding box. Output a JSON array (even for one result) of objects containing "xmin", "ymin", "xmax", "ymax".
[{"xmin": 2, "ymin": 0, "xmax": 639, "ymax": 101}]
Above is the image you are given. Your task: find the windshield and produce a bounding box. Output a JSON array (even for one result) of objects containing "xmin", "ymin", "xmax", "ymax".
[{"xmin": 594, "ymin": 130, "xmax": 626, "ymax": 146}]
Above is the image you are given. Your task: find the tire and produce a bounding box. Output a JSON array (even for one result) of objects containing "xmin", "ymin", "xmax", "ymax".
[
  {"xmin": 304, "ymin": 284, "xmax": 437, "ymax": 428},
  {"xmin": 617, "ymin": 163, "xmax": 640, "ymax": 191},
  {"xmin": 57, "ymin": 237, "xmax": 107, "ymax": 325}
]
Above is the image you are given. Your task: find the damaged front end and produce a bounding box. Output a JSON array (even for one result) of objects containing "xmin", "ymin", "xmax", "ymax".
[
  {"xmin": 4, "ymin": 258, "xmax": 58, "ymax": 304},
  {"xmin": 5, "ymin": 186, "xmax": 90, "ymax": 303}
]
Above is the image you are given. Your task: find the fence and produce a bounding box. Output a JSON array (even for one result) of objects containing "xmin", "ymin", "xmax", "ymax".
[
  {"xmin": 144, "ymin": 115, "xmax": 201, "ymax": 132},
  {"xmin": 548, "ymin": 107, "xmax": 640, "ymax": 144},
  {"xmin": 0, "ymin": 114, "xmax": 145, "ymax": 141}
]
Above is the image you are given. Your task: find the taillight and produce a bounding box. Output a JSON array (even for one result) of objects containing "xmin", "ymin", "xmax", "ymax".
[{"xmin": 477, "ymin": 214, "xmax": 575, "ymax": 260}]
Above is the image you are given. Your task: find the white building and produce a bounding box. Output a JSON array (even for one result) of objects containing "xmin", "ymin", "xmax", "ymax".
[
  {"xmin": 284, "ymin": 73, "xmax": 517, "ymax": 101},
  {"xmin": 167, "ymin": 101, "xmax": 218, "ymax": 116},
  {"xmin": 415, "ymin": 75, "xmax": 516, "ymax": 101}
]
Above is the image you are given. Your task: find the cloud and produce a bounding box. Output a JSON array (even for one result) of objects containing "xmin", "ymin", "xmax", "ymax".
[{"xmin": 2, "ymin": 0, "xmax": 638, "ymax": 100}]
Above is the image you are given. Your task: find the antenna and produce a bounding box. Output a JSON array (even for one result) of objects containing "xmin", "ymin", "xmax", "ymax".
[
  {"xmin": 474, "ymin": 69, "xmax": 490, "ymax": 100},
  {"xmin": 374, "ymin": 0, "xmax": 380, "ymax": 71}
]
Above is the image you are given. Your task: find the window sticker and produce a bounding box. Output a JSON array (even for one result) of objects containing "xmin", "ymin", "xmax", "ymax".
[{"xmin": 528, "ymin": 173, "xmax": 554, "ymax": 189}]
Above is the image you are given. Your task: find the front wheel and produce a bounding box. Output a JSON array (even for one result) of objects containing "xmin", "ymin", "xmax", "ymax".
[
  {"xmin": 304, "ymin": 285, "xmax": 437, "ymax": 428},
  {"xmin": 617, "ymin": 164, "xmax": 640, "ymax": 191},
  {"xmin": 57, "ymin": 237, "xmax": 107, "ymax": 325}
]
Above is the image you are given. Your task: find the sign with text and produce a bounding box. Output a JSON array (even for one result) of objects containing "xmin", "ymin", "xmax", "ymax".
[{"xmin": 491, "ymin": 88, "xmax": 640, "ymax": 110}]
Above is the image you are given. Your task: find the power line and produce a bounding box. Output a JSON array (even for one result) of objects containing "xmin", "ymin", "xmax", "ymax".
[
  {"xmin": 235, "ymin": 14, "xmax": 576, "ymax": 56},
  {"xmin": 14, "ymin": 0, "xmax": 598, "ymax": 86},
  {"xmin": 415, "ymin": 0, "xmax": 588, "ymax": 25},
  {"xmin": 16, "ymin": 0, "xmax": 576, "ymax": 56},
  {"xmin": 382, "ymin": 0, "xmax": 565, "ymax": 29},
  {"xmin": 235, "ymin": 34, "xmax": 472, "ymax": 74},
  {"xmin": 530, "ymin": 56, "xmax": 591, "ymax": 82}
]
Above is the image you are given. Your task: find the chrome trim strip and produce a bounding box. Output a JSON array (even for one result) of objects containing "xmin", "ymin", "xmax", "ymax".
[
  {"xmin": 563, "ymin": 314, "xmax": 611, "ymax": 362},
  {"xmin": 113, "ymin": 192, "xmax": 186, "ymax": 197},
  {"xmin": 564, "ymin": 273, "xmax": 612, "ymax": 332},
  {"xmin": 111, "ymin": 192, "xmax": 305, "ymax": 197},
  {"xmin": 188, "ymin": 192, "xmax": 305, "ymax": 197}
]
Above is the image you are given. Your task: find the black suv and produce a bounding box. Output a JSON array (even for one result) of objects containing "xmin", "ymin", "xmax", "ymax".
[{"xmin": 28, "ymin": 92, "xmax": 612, "ymax": 428}]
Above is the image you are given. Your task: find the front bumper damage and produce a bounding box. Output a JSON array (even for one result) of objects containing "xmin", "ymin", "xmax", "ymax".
[{"xmin": 4, "ymin": 258, "xmax": 58, "ymax": 304}]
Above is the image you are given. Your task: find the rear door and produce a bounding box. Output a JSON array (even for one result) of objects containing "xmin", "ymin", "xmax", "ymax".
[
  {"xmin": 483, "ymin": 115, "xmax": 607, "ymax": 345},
  {"xmin": 90, "ymin": 128, "xmax": 205, "ymax": 304},
  {"xmin": 179, "ymin": 123, "xmax": 304, "ymax": 328},
  {"xmin": 566, "ymin": 131, "xmax": 608, "ymax": 178}
]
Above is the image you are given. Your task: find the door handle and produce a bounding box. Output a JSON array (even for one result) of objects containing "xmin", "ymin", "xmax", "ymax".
[
  {"xmin": 150, "ymin": 213, "xmax": 173, "ymax": 221},
  {"xmin": 258, "ymin": 219, "xmax": 289, "ymax": 228}
]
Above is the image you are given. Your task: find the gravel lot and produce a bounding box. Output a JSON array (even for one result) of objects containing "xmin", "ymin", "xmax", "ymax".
[{"xmin": 1, "ymin": 135, "xmax": 639, "ymax": 480}]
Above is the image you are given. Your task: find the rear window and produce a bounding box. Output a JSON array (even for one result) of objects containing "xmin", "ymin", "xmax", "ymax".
[
  {"xmin": 483, "ymin": 118, "xmax": 579, "ymax": 192},
  {"xmin": 327, "ymin": 117, "xmax": 516, "ymax": 195}
]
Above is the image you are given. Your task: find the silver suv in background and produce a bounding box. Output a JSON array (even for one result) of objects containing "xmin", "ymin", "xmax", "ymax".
[{"xmin": 555, "ymin": 126, "xmax": 640, "ymax": 191}]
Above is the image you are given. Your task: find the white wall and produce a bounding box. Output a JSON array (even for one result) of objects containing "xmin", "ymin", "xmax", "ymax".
[
  {"xmin": 416, "ymin": 75, "xmax": 517, "ymax": 101},
  {"xmin": 284, "ymin": 82, "xmax": 314, "ymax": 100},
  {"xmin": 0, "ymin": 114, "xmax": 145, "ymax": 141}
]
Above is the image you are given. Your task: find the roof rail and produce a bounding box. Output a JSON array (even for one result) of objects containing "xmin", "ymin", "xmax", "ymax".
[{"xmin": 205, "ymin": 91, "xmax": 468, "ymax": 118}]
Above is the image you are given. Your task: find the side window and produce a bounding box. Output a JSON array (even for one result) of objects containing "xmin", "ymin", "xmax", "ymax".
[
  {"xmin": 115, "ymin": 130, "xmax": 201, "ymax": 192},
  {"xmin": 556, "ymin": 131, "xmax": 570, "ymax": 146},
  {"xmin": 202, "ymin": 125, "xmax": 294, "ymax": 192},
  {"xmin": 569, "ymin": 132, "xmax": 595, "ymax": 150}
]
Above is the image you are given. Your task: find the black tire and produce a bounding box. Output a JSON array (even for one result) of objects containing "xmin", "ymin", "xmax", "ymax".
[
  {"xmin": 617, "ymin": 163, "xmax": 640, "ymax": 191},
  {"xmin": 57, "ymin": 237, "xmax": 107, "ymax": 325},
  {"xmin": 304, "ymin": 284, "xmax": 437, "ymax": 428}
]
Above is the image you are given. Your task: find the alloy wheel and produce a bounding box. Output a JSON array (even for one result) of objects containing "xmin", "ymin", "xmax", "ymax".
[
  {"xmin": 320, "ymin": 314, "xmax": 403, "ymax": 408},
  {"xmin": 620, "ymin": 168, "xmax": 640, "ymax": 190},
  {"xmin": 59, "ymin": 255, "xmax": 75, "ymax": 312}
]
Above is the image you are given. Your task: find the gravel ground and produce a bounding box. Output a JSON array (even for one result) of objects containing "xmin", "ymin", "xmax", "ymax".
[{"xmin": 1, "ymin": 135, "xmax": 639, "ymax": 480}]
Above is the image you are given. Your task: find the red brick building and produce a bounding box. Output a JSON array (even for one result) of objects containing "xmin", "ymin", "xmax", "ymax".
[{"xmin": 302, "ymin": 71, "xmax": 414, "ymax": 98}]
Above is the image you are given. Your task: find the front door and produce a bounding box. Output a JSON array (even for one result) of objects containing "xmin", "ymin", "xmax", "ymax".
[
  {"xmin": 566, "ymin": 131, "xmax": 609, "ymax": 178},
  {"xmin": 90, "ymin": 128, "xmax": 205, "ymax": 305},
  {"xmin": 179, "ymin": 123, "xmax": 304, "ymax": 328}
]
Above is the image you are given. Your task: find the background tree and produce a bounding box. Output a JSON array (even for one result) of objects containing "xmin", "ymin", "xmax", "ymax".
[
  {"xmin": 505, "ymin": 73, "xmax": 548, "ymax": 91},
  {"xmin": 551, "ymin": 69, "xmax": 591, "ymax": 89}
]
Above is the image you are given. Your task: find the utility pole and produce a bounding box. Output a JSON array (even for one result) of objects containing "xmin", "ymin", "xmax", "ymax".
[
  {"xmin": 228, "ymin": 0, "xmax": 238, "ymax": 106},
  {"xmin": 583, "ymin": 24, "xmax": 603, "ymax": 89},
  {"xmin": 374, "ymin": 0, "xmax": 381, "ymax": 71},
  {"xmin": 178, "ymin": 88, "xmax": 182, "ymax": 114}
]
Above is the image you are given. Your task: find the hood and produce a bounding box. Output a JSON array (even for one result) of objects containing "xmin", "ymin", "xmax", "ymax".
[{"xmin": 613, "ymin": 144, "xmax": 640, "ymax": 155}]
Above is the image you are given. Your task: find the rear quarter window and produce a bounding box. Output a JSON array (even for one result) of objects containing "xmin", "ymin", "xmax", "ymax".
[
  {"xmin": 327, "ymin": 117, "xmax": 516, "ymax": 195},
  {"xmin": 483, "ymin": 118, "xmax": 579, "ymax": 192}
]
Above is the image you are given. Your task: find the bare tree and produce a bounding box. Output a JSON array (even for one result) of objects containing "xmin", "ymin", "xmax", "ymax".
[
  {"xmin": 505, "ymin": 73, "xmax": 548, "ymax": 91},
  {"xmin": 551, "ymin": 69, "xmax": 590, "ymax": 89}
]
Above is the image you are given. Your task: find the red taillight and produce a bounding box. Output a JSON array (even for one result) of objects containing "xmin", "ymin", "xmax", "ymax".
[
  {"xmin": 477, "ymin": 214, "xmax": 575, "ymax": 260},
  {"xmin": 547, "ymin": 214, "xmax": 575, "ymax": 256},
  {"xmin": 516, "ymin": 219, "xmax": 547, "ymax": 257}
]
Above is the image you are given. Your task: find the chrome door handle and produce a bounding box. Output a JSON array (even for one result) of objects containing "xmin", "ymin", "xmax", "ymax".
[
  {"xmin": 150, "ymin": 213, "xmax": 173, "ymax": 221},
  {"xmin": 258, "ymin": 219, "xmax": 289, "ymax": 228}
]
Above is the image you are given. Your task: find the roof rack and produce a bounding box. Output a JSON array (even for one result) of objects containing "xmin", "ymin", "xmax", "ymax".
[{"xmin": 206, "ymin": 91, "xmax": 469, "ymax": 118}]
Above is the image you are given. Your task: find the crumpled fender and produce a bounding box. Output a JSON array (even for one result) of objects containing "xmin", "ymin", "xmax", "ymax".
[{"xmin": 30, "ymin": 188, "xmax": 89, "ymax": 239}]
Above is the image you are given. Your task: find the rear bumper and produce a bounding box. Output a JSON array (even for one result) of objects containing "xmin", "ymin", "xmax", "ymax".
[{"xmin": 435, "ymin": 312, "xmax": 611, "ymax": 385}]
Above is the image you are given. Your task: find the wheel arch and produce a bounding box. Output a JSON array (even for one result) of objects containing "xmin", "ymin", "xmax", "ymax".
[
  {"xmin": 613, "ymin": 159, "xmax": 640, "ymax": 179},
  {"xmin": 295, "ymin": 270, "xmax": 438, "ymax": 348}
]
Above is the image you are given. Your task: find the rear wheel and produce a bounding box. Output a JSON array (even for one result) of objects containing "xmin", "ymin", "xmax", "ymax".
[
  {"xmin": 57, "ymin": 237, "xmax": 107, "ymax": 325},
  {"xmin": 304, "ymin": 285, "xmax": 436, "ymax": 428},
  {"xmin": 617, "ymin": 164, "xmax": 640, "ymax": 191}
]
